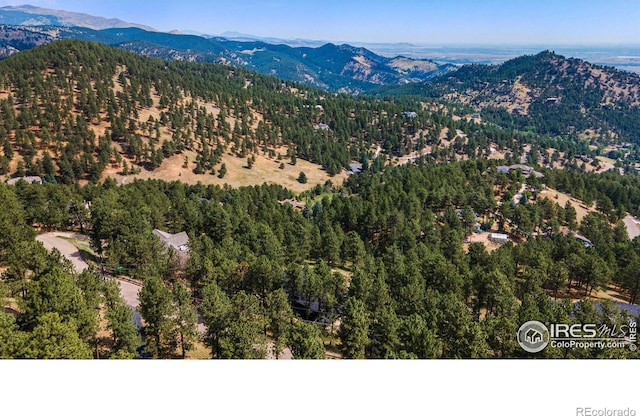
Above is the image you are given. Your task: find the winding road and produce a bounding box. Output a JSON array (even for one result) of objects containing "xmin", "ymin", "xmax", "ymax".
[
  {"xmin": 36, "ymin": 232, "xmax": 89, "ymax": 273},
  {"xmin": 36, "ymin": 232, "xmax": 294, "ymax": 358},
  {"xmin": 36, "ymin": 232, "xmax": 142, "ymax": 326}
]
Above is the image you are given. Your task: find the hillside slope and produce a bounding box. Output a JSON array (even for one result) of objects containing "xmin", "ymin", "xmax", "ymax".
[
  {"xmin": 380, "ymin": 51, "xmax": 640, "ymax": 143},
  {"xmin": 0, "ymin": 40, "xmax": 443, "ymax": 185}
]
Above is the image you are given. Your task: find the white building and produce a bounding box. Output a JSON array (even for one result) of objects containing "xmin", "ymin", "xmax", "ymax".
[
  {"xmin": 489, "ymin": 233, "xmax": 509, "ymax": 243},
  {"xmin": 6, "ymin": 176, "xmax": 43, "ymax": 185}
]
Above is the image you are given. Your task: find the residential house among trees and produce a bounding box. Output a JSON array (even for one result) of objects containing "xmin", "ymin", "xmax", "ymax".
[
  {"xmin": 496, "ymin": 164, "xmax": 544, "ymax": 179},
  {"xmin": 153, "ymin": 229, "xmax": 189, "ymax": 253},
  {"xmin": 6, "ymin": 176, "xmax": 43, "ymax": 185},
  {"xmin": 278, "ymin": 198, "xmax": 305, "ymax": 211},
  {"xmin": 153, "ymin": 229, "xmax": 190, "ymax": 268}
]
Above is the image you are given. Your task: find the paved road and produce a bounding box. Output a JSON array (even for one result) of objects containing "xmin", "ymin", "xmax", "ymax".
[
  {"xmin": 36, "ymin": 232, "xmax": 142, "ymax": 326},
  {"xmin": 623, "ymin": 215, "xmax": 640, "ymax": 240},
  {"xmin": 36, "ymin": 232, "xmax": 89, "ymax": 273},
  {"xmin": 115, "ymin": 278, "xmax": 143, "ymax": 328}
]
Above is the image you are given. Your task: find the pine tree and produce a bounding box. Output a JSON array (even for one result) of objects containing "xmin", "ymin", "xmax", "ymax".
[
  {"xmin": 218, "ymin": 163, "xmax": 227, "ymax": 178},
  {"xmin": 287, "ymin": 320, "xmax": 325, "ymax": 359},
  {"xmin": 339, "ymin": 297, "xmax": 369, "ymax": 359},
  {"xmin": 201, "ymin": 282, "xmax": 231, "ymax": 358},
  {"xmin": 265, "ymin": 289, "xmax": 294, "ymax": 359},
  {"xmin": 138, "ymin": 275, "xmax": 173, "ymax": 358},
  {"xmin": 171, "ymin": 282, "xmax": 198, "ymax": 358}
]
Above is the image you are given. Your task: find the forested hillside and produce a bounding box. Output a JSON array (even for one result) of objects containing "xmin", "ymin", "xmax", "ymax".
[
  {"xmin": 378, "ymin": 51, "xmax": 640, "ymax": 143},
  {"xmin": 2, "ymin": 159, "xmax": 639, "ymax": 359},
  {"xmin": 4, "ymin": 39, "xmax": 579, "ymax": 188},
  {"xmin": 4, "ymin": 39, "xmax": 627, "ymax": 189},
  {"xmin": 0, "ymin": 39, "xmax": 445, "ymax": 183}
]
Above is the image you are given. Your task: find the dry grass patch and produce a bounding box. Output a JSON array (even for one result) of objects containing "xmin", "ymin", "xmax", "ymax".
[
  {"xmin": 550, "ymin": 283, "xmax": 632, "ymax": 305},
  {"xmin": 464, "ymin": 234, "xmax": 503, "ymax": 253},
  {"xmin": 595, "ymin": 156, "xmax": 615, "ymax": 173},
  {"xmin": 488, "ymin": 150, "xmax": 508, "ymax": 160},
  {"xmin": 103, "ymin": 148, "xmax": 347, "ymax": 193},
  {"xmin": 185, "ymin": 339, "xmax": 212, "ymax": 360},
  {"xmin": 537, "ymin": 187, "xmax": 596, "ymax": 222}
]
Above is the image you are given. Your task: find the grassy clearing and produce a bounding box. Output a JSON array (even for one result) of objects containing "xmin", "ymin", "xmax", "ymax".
[
  {"xmin": 103, "ymin": 148, "xmax": 347, "ymax": 194},
  {"xmin": 185, "ymin": 339, "xmax": 212, "ymax": 360},
  {"xmin": 546, "ymin": 282, "xmax": 632, "ymax": 305}
]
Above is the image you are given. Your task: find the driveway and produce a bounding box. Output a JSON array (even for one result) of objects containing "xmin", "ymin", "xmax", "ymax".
[
  {"xmin": 115, "ymin": 278, "xmax": 143, "ymax": 328},
  {"xmin": 513, "ymin": 183, "xmax": 526, "ymax": 205},
  {"xmin": 36, "ymin": 232, "xmax": 89, "ymax": 273}
]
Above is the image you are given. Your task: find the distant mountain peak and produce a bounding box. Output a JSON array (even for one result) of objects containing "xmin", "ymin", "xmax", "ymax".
[{"xmin": 0, "ymin": 4, "xmax": 157, "ymax": 31}]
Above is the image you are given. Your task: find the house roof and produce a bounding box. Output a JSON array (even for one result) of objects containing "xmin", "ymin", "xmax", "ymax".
[
  {"xmin": 6, "ymin": 176, "xmax": 42, "ymax": 185},
  {"xmin": 278, "ymin": 199, "xmax": 305, "ymax": 210},
  {"xmin": 496, "ymin": 165, "xmax": 544, "ymax": 178},
  {"xmin": 153, "ymin": 229, "xmax": 189, "ymax": 252}
]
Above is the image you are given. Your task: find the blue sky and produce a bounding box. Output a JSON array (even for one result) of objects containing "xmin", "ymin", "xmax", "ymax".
[{"xmin": 1, "ymin": 0, "xmax": 639, "ymax": 45}]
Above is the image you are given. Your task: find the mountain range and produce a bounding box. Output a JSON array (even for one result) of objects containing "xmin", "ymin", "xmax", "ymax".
[
  {"xmin": 0, "ymin": 4, "xmax": 156, "ymax": 31},
  {"xmin": 0, "ymin": 4, "xmax": 455, "ymax": 93},
  {"xmin": 1, "ymin": 5, "xmax": 640, "ymax": 143}
]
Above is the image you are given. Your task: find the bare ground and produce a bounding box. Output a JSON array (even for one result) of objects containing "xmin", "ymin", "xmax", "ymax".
[
  {"xmin": 551, "ymin": 283, "xmax": 633, "ymax": 305},
  {"xmin": 464, "ymin": 231, "xmax": 504, "ymax": 253}
]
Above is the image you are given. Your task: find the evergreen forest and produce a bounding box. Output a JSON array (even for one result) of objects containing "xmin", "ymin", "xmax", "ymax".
[{"xmin": 1, "ymin": 40, "xmax": 640, "ymax": 359}]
